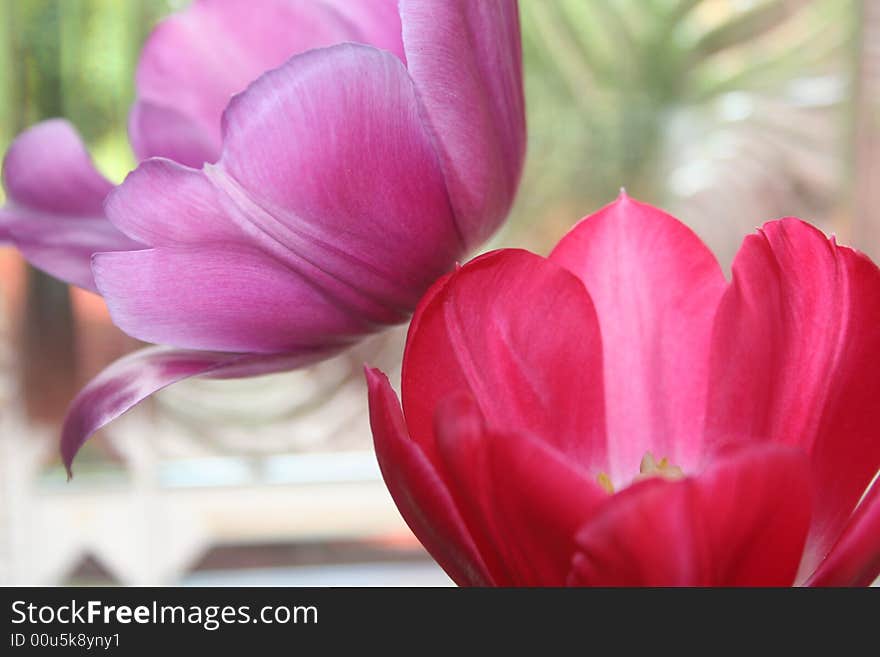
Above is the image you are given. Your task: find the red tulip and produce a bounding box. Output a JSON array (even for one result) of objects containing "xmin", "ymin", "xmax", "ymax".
[{"xmin": 366, "ymin": 193, "xmax": 880, "ymax": 586}]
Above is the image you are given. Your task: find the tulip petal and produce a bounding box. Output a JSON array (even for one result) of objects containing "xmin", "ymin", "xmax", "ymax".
[
  {"xmin": 549, "ymin": 195, "xmax": 726, "ymax": 483},
  {"xmin": 568, "ymin": 445, "xmax": 812, "ymax": 586},
  {"xmin": 128, "ymin": 102, "xmax": 218, "ymax": 169},
  {"xmin": 434, "ymin": 392, "xmax": 608, "ymax": 586},
  {"xmin": 105, "ymin": 44, "xmax": 463, "ymax": 351},
  {"xmin": 365, "ymin": 367, "xmax": 492, "ymax": 586},
  {"xmin": 1, "ymin": 213, "xmax": 138, "ymax": 294},
  {"xmin": 3, "ymin": 119, "xmax": 110, "ymax": 214},
  {"xmin": 104, "ymin": 158, "xmax": 241, "ymax": 246},
  {"xmin": 401, "ymin": 249, "xmax": 607, "ymax": 472},
  {"xmin": 1, "ymin": 120, "xmax": 141, "ymax": 291},
  {"xmin": 132, "ymin": 0, "xmax": 403, "ymax": 165},
  {"xmin": 807, "ymin": 479, "xmax": 880, "ymax": 586},
  {"xmin": 399, "ymin": 0, "xmax": 525, "ymax": 246},
  {"xmin": 217, "ymin": 43, "xmax": 461, "ymax": 311},
  {"xmin": 62, "ymin": 346, "xmax": 330, "ymax": 475},
  {"xmin": 93, "ymin": 244, "xmax": 377, "ymax": 353},
  {"xmin": 322, "ymin": 0, "xmax": 405, "ymax": 61},
  {"xmin": 704, "ymin": 218, "xmax": 880, "ymax": 576}
]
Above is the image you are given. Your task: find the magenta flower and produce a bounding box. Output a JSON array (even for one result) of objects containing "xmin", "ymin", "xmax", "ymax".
[
  {"xmin": 0, "ymin": 0, "xmax": 409, "ymax": 291},
  {"xmin": 367, "ymin": 194, "xmax": 880, "ymax": 586},
  {"xmin": 0, "ymin": 120, "xmax": 143, "ymax": 290},
  {"xmin": 129, "ymin": 0, "xmax": 406, "ymax": 167},
  {"xmin": 36, "ymin": 0, "xmax": 525, "ymax": 474}
]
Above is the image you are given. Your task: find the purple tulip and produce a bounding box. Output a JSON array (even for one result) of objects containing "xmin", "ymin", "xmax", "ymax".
[
  {"xmin": 128, "ymin": 0, "xmax": 407, "ymax": 168},
  {"xmin": 0, "ymin": 120, "xmax": 143, "ymax": 290},
  {"xmin": 0, "ymin": 0, "xmax": 409, "ymax": 291},
  {"xmin": 0, "ymin": 0, "xmax": 525, "ymax": 474}
]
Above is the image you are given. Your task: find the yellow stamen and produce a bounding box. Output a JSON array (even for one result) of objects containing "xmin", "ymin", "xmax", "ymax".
[
  {"xmin": 596, "ymin": 472, "xmax": 615, "ymax": 494},
  {"xmin": 596, "ymin": 453, "xmax": 685, "ymax": 496},
  {"xmin": 637, "ymin": 451, "xmax": 684, "ymax": 482}
]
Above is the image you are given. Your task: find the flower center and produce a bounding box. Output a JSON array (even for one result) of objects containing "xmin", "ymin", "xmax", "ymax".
[{"xmin": 596, "ymin": 451, "xmax": 684, "ymax": 494}]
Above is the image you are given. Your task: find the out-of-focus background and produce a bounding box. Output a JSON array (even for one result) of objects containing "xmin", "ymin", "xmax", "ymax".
[{"xmin": 0, "ymin": 0, "xmax": 876, "ymax": 585}]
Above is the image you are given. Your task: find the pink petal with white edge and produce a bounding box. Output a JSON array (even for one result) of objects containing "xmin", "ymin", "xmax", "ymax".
[
  {"xmin": 132, "ymin": 0, "xmax": 403, "ymax": 165},
  {"xmin": 568, "ymin": 445, "xmax": 812, "ymax": 586},
  {"xmin": 1, "ymin": 120, "xmax": 142, "ymax": 291},
  {"xmin": 550, "ymin": 194, "xmax": 726, "ymax": 485},
  {"xmin": 399, "ymin": 0, "xmax": 525, "ymax": 247},
  {"xmin": 93, "ymin": 244, "xmax": 379, "ymax": 354},
  {"xmin": 217, "ymin": 43, "xmax": 461, "ymax": 311},
  {"xmin": 704, "ymin": 218, "xmax": 880, "ymax": 578},
  {"xmin": 104, "ymin": 157, "xmax": 241, "ymax": 247},
  {"xmin": 62, "ymin": 346, "xmax": 333, "ymax": 475},
  {"xmin": 105, "ymin": 43, "xmax": 462, "ymax": 348}
]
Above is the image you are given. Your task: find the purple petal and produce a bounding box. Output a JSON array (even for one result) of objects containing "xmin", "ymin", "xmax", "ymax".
[
  {"xmin": 399, "ymin": 0, "xmax": 526, "ymax": 247},
  {"xmin": 127, "ymin": 102, "xmax": 218, "ymax": 169},
  {"xmin": 104, "ymin": 157, "xmax": 241, "ymax": 246},
  {"xmin": 1, "ymin": 120, "xmax": 142, "ymax": 291},
  {"xmin": 61, "ymin": 345, "xmax": 334, "ymax": 475},
  {"xmin": 0, "ymin": 212, "xmax": 140, "ymax": 293},
  {"xmin": 93, "ymin": 243, "xmax": 383, "ymax": 353},
  {"xmin": 104, "ymin": 43, "xmax": 462, "ymax": 354},
  {"xmin": 3, "ymin": 119, "xmax": 111, "ymax": 214},
  {"xmin": 131, "ymin": 0, "xmax": 403, "ymax": 165},
  {"xmin": 323, "ymin": 0, "xmax": 405, "ymax": 61},
  {"xmin": 218, "ymin": 43, "xmax": 461, "ymax": 310}
]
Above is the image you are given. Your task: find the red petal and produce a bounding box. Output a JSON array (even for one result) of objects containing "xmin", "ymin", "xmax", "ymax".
[
  {"xmin": 568, "ymin": 445, "xmax": 812, "ymax": 586},
  {"xmin": 705, "ymin": 219, "xmax": 880, "ymax": 576},
  {"xmin": 808, "ymin": 478, "xmax": 880, "ymax": 586},
  {"xmin": 401, "ymin": 249, "xmax": 607, "ymax": 474},
  {"xmin": 365, "ymin": 367, "xmax": 491, "ymax": 586},
  {"xmin": 550, "ymin": 194, "xmax": 726, "ymax": 484},
  {"xmin": 433, "ymin": 393, "xmax": 608, "ymax": 586}
]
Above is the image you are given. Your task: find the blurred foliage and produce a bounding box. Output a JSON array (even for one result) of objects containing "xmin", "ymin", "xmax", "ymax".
[
  {"xmin": 0, "ymin": 0, "xmax": 171, "ymax": 190},
  {"xmin": 511, "ymin": 0, "xmax": 855, "ymax": 255},
  {"xmin": 524, "ymin": 0, "xmax": 840, "ymax": 193}
]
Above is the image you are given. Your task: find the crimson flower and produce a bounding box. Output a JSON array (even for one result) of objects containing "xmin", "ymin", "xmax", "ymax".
[
  {"xmin": 0, "ymin": 0, "xmax": 524, "ymax": 473},
  {"xmin": 367, "ymin": 194, "xmax": 880, "ymax": 586}
]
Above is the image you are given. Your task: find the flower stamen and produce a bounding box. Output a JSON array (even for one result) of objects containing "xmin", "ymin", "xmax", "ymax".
[
  {"xmin": 636, "ymin": 451, "xmax": 684, "ymax": 482},
  {"xmin": 596, "ymin": 452, "xmax": 684, "ymax": 495}
]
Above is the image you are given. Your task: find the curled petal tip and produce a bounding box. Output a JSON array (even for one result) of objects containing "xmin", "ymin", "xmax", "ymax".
[
  {"xmin": 363, "ymin": 364, "xmax": 385, "ymax": 385},
  {"xmin": 618, "ymin": 187, "xmax": 629, "ymax": 200}
]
